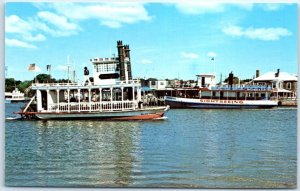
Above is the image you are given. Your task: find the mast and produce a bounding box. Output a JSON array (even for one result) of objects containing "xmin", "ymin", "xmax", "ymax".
[
  {"xmin": 67, "ymin": 56, "xmax": 70, "ymax": 83},
  {"xmin": 73, "ymin": 64, "xmax": 76, "ymax": 83}
]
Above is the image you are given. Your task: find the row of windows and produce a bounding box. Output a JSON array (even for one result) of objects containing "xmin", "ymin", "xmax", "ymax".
[{"xmin": 94, "ymin": 64, "xmax": 118, "ymax": 73}]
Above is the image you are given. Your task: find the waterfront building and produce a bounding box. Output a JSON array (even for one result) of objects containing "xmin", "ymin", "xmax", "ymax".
[
  {"xmin": 252, "ymin": 69, "xmax": 297, "ymax": 99},
  {"xmin": 196, "ymin": 74, "xmax": 216, "ymax": 88},
  {"xmin": 148, "ymin": 79, "xmax": 168, "ymax": 90}
]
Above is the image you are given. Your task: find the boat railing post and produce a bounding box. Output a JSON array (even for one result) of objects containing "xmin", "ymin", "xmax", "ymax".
[
  {"xmin": 110, "ymin": 87, "xmax": 113, "ymax": 111},
  {"xmin": 78, "ymin": 89, "xmax": 81, "ymax": 112},
  {"xmin": 46, "ymin": 89, "xmax": 50, "ymax": 111},
  {"xmin": 56, "ymin": 89, "xmax": 60, "ymax": 112},
  {"xmin": 88, "ymin": 88, "xmax": 91, "ymax": 112},
  {"xmin": 99, "ymin": 88, "xmax": 102, "ymax": 112},
  {"xmin": 132, "ymin": 85, "xmax": 136, "ymax": 110},
  {"xmin": 67, "ymin": 89, "xmax": 70, "ymax": 113},
  {"xmin": 121, "ymin": 87, "xmax": 124, "ymax": 111}
]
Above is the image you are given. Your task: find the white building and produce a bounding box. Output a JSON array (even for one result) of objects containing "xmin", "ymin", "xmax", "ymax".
[
  {"xmin": 196, "ymin": 74, "xmax": 216, "ymax": 88},
  {"xmin": 252, "ymin": 69, "xmax": 297, "ymax": 98},
  {"xmin": 149, "ymin": 80, "xmax": 168, "ymax": 90}
]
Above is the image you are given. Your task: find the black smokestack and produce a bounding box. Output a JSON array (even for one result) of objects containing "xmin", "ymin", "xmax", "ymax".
[
  {"xmin": 228, "ymin": 72, "xmax": 234, "ymax": 89},
  {"xmin": 256, "ymin": 70, "xmax": 260, "ymax": 78},
  {"xmin": 275, "ymin": 69, "xmax": 280, "ymax": 77},
  {"xmin": 124, "ymin": 44, "xmax": 132, "ymax": 80},
  {"xmin": 117, "ymin": 40, "xmax": 125, "ymax": 81}
]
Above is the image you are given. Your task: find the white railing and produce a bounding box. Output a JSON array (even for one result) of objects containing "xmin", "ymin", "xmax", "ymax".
[
  {"xmin": 47, "ymin": 101, "xmax": 136, "ymax": 112},
  {"xmin": 32, "ymin": 79, "xmax": 140, "ymax": 87}
]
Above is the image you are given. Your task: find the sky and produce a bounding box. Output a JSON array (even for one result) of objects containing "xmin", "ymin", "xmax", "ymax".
[{"xmin": 4, "ymin": 1, "xmax": 298, "ymax": 83}]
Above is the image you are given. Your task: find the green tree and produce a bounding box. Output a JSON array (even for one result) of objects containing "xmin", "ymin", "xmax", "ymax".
[
  {"xmin": 17, "ymin": 80, "xmax": 32, "ymax": 93},
  {"xmin": 5, "ymin": 78, "xmax": 16, "ymax": 92},
  {"xmin": 57, "ymin": 79, "xmax": 71, "ymax": 83},
  {"xmin": 34, "ymin": 74, "xmax": 51, "ymax": 83}
]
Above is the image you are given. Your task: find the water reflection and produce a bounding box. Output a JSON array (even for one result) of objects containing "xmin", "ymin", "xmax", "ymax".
[
  {"xmin": 8, "ymin": 120, "xmax": 142, "ymax": 187},
  {"xmin": 5, "ymin": 107, "xmax": 297, "ymax": 188}
]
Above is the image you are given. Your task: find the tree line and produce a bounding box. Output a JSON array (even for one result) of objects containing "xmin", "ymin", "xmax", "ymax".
[{"xmin": 5, "ymin": 74, "xmax": 71, "ymax": 94}]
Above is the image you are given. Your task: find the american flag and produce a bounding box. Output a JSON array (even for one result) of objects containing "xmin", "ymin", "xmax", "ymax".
[{"xmin": 28, "ymin": 63, "xmax": 36, "ymax": 71}]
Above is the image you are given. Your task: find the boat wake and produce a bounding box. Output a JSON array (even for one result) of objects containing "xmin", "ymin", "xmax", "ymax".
[
  {"xmin": 5, "ymin": 117, "xmax": 22, "ymax": 121},
  {"xmin": 154, "ymin": 116, "xmax": 168, "ymax": 120}
]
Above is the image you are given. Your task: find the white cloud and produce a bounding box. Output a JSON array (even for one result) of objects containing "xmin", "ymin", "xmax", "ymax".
[
  {"xmin": 5, "ymin": 38, "xmax": 37, "ymax": 49},
  {"xmin": 261, "ymin": 3, "xmax": 283, "ymax": 11},
  {"xmin": 37, "ymin": 11, "xmax": 79, "ymax": 31},
  {"xmin": 50, "ymin": 2, "xmax": 152, "ymax": 28},
  {"xmin": 141, "ymin": 59, "xmax": 153, "ymax": 64},
  {"xmin": 5, "ymin": 3, "xmax": 152, "ymax": 49},
  {"xmin": 29, "ymin": 18, "xmax": 78, "ymax": 37},
  {"xmin": 57, "ymin": 65, "xmax": 68, "ymax": 71},
  {"xmin": 5, "ymin": 15, "xmax": 34, "ymax": 34},
  {"xmin": 235, "ymin": 3, "xmax": 253, "ymax": 11},
  {"xmin": 181, "ymin": 52, "xmax": 199, "ymax": 59},
  {"xmin": 174, "ymin": 2, "xmax": 225, "ymax": 15},
  {"xmin": 223, "ymin": 25, "xmax": 292, "ymax": 41},
  {"xmin": 207, "ymin": 52, "xmax": 217, "ymax": 58},
  {"xmin": 23, "ymin": 33, "xmax": 46, "ymax": 42},
  {"xmin": 173, "ymin": 2, "xmax": 255, "ymax": 15},
  {"xmin": 172, "ymin": 2, "xmax": 290, "ymax": 15}
]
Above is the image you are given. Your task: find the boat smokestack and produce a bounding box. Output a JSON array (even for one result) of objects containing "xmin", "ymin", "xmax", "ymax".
[
  {"xmin": 117, "ymin": 40, "xmax": 125, "ymax": 81},
  {"xmin": 228, "ymin": 72, "xmax": 234, "ymax": 89},
  {"xmin": 275, "ymin": 69, "xmax": 280, "ymax": 77},
  {"xmin": 124, "ymin": 44, "xmax": 132, "ymax": 80},
  {"xmin": 256, "ymin": 70, "xmax": 260, "ymax": 78}
]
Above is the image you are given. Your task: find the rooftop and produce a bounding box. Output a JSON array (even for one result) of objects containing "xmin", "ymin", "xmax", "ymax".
[{"xmin": 253, "ymin": 71, "xmax": 297, "ymax": 81}]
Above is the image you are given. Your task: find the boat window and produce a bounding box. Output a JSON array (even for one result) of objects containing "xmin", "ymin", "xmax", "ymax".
[
  {"xmin": 99, "ymin": 73, "xmax": 120, "ymax": 79},
  {"xmin": 96, "ymin": 63, "xmax": 117, "ymax": 73},
  {"xmin": 113, "ymin": 88, "xmax": 122, "ymax": 101},
  {"xmin": 287, "ymin": 82, "xmax": 291, "ymax": 89}
]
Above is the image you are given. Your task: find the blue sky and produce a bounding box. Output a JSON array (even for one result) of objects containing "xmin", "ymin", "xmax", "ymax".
[{"xmin": 5, "ymin": 2, "xmax": 298, "ymax": 82}]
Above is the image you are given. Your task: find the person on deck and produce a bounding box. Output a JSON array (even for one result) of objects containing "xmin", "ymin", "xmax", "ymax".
[{"xmin": 84, "ymin": 67, "xmax": 90, "ymax": 85}]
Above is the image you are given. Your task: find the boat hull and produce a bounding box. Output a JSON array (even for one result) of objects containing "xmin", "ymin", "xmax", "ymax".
[
  {"xmin": 19, "ymin": 106, "xmax": 169, "ymax": 120},
  {"xmin": 165, "ymin": 96, "xmax": 278, "ymax": 109}
]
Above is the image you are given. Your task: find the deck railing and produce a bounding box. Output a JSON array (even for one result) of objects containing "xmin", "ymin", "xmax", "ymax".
[
  {"xmin": 47, "ymin": 101, "xmax": 136, "ymax": 112},
  {"xmin": 32, "ymin": 79, "xmax": 140, "ymax": 87}
]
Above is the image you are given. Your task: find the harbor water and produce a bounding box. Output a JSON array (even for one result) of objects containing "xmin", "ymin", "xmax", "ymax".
[{"xmin": 5, "ymin": 102, "xmax": 297, "ymax": 188}]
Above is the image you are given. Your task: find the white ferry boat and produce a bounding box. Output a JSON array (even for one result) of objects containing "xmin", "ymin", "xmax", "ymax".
[
  {"xmin": 165, "ymin": 87, "xmax": 278, "ymax": 109},
  {"xmin": 5, "ymin": 88, "xmax": 27, "ymax": 103},
  {"xmin": 165, "ymin": 73, "xmax": 278, "ymax": 109},
  {"xmin": 17, "ymin": 41, "xmax": 169, "ymax": 120}
]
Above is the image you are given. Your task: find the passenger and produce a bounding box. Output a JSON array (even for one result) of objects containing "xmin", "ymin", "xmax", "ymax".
[{"xmin": 83, "ymin": 67, "xmax": 91, "ymax": 85}]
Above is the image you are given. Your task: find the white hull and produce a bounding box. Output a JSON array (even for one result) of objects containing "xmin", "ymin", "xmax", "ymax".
[
  {"xmin": 22, "ymin": 106, "xmax": 169, "ymax": 120},
  {"xmin": 165, "ymin": 96, "xmax": 278, "ymax": 109}
]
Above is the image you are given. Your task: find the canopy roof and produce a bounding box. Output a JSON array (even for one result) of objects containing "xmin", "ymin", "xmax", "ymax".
[{"xmin": 253, "ymin": 72, "xmax": 297, "ymax": 82}]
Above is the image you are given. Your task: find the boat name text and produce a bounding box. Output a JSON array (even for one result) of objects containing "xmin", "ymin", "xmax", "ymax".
[{"xmin": 199, "ymin": 99, "xmax": 244, "ymax": 104}]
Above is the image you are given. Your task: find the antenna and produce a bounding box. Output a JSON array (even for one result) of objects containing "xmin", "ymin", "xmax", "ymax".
[
  {"xmin": 67, "ymin": 56, "xmax": 70, "ymax": 83},
  {"xmin": 73, "ymin": 62, "xmax": 76, "ymax": 83}
]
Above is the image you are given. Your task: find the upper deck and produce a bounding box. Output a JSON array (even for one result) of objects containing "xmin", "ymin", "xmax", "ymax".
[{"xmin": 31, "ymin": 80, "xmax": 141, "ymax": 91}]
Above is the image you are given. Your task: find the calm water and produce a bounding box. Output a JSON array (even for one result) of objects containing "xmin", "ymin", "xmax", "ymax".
[{"xmin": 5, "ymin": 103, "xmax": 297, "ymax": 188}]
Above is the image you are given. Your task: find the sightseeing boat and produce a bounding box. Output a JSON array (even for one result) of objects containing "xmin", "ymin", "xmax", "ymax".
[
  {"xmin": 5, "ymin": 88, "xmax": 27, "ymax": 103},
  {"xmin": 165, "ymin": 73, "xmax": 278, "ymax": 109},
  {"xmin": 17, "ymin": 41, "xmax": 169, "ymax": 120},
  {"xmin": 165, "ymin": 86, "xmax": 278, "ymax": 109}
]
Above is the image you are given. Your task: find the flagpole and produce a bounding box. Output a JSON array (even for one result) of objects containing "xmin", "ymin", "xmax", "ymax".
[
  {"xmin": 34, "ymin": 68, "xmax": 37, "ymax": 84},
  {"xmin": 213, "ymin": 57, "xmax": 215, "ymax": 76},
  {"xmin": 67, "ymin": 56, "xmax": 70, "ymax": 84},
  {"xmin": 49, "ymin": 66, "xmax": 51, "ymax": 82}
]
